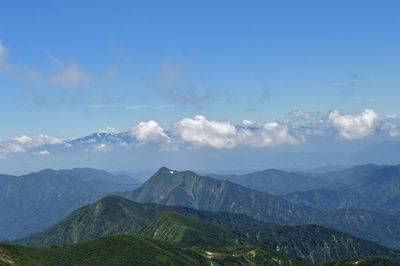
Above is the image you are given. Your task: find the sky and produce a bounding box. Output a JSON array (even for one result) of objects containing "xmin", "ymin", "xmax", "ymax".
[{"xmin": 0, "ymin": 1, "xmax": 400, "ymax": 173}]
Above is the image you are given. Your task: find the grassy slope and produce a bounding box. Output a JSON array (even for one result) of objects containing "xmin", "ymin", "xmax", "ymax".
[
  {"xmin": 139, "ymin": 212, "xmax": 243, "ymax": 249},
  {"xmin": 16, "ymin": 195, "xmax": 271, "ymax": 246},
  {"xmin": 0, "ymin": 235, "xmax": 208, "ymax": 266},
  {"xmin": 138, "ymin": 212, "xmax": 400, "ymax": 264},
  {"xmin": 234, "ymin": 224, "xmax": 400, "ymax": 264}
]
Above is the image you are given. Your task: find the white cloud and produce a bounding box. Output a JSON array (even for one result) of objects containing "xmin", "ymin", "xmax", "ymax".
[
  {"xmin": 37, "ymin": 134, "xmax": 64, "ymax": 145},
  {"xmin": 1, "ymin": 109, "xmax": 400, "ymax": 155},
  {"xmin": 239, "ymin": 122, "xmax": 300, "ymax": 147},
  {"xmin": 129, "ymin": 120, "xmax": 170, "ymax": 145},
  {"xmin": 172, "ymin": 115, "xmax": 302, "ymax": 149},
  {"xmin": 242, "ymin": 120, "xmax": 254, "ymax": 126},
  {"xmin": 14, "ymin": 135, "xmax": 33, "ymax": 144},
  {"xmin": 95, "ymin": 143, "xmax": 111, "ymax": 151},
  {"xmin": 387, "ymin": 114, "xmax": 399, "ymax": 119},
  {"xmin": 172, "ymin": 115, "xmax": 237, "ymax": 148},
  {"xmin": 327, "ymin": 109, "xmax": 381, "ymax": 140},
  {"xmin": 98, "ymin": 127, "xmax": 120, "ymax": 134},
  {"xmin": 33, "ymin": 150, "xmax": 50, "ymax": 156},
  {"xmin": 0, "ymin": 134, "xmax": 65, "ymax": 155}
]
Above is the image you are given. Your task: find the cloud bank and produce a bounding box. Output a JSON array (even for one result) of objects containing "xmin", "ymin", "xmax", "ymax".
[{"xmin": 1, "ymin": 109, "xmax": 400, "ymax": 157}]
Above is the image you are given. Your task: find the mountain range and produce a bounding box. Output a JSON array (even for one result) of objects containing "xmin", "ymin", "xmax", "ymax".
[
  {"xmin": 0, "ymin": 168, "xmax": 139, "ymax": 241},
  {"xmin": 209, "ymin": 169, "xmax": 332, "ymax": 195},
  {"xmin": 13, "ymin": 196, "xmax": 400, "ymax": 264},
  {"xmin": 4, "ymin": 163, "xmax": 400, "ymax": 250},
  {"xmin": 210, "ymin": 164, "xmax": 400, "ymax": 216},
  {"xmin": 283, "ymin": 164, "xmax": 400, "ymax": 215},
  {"xmin": 121, "ymin": 167, "xmax": 400, "ymax": 248}
]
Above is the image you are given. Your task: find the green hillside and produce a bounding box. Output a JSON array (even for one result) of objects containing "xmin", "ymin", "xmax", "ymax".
[
  {"xmin": 139, "ymin": 212, "xmax": 242, "ymax": 248},
  {"xmin": 0, "ymin": 234, "xmax": 316, "ymax": 266},
  {"xmin": 10, "ymin": 195, "xmax": 400, "ymax": 265},
  {"xmin": 140, "ymin": 213, "xmax": 400, "ymax": 264},
  {"xmin": 203, "ymin": 246, "xmax": 310, "ymax": 266},
  {"xmin": 16, "ymin": 196, "xmax": 271, "ymax": 246},
  {"xmin": 0, "ymin": 234, "xmax": 208, "ymax": 266},
  {"xmin": 233, "ymin": 224, "xmax": 400, "ymax": 264},
  {"xmin": 320, "ymin": 257, "xmax": 399, "ymax": 266}
]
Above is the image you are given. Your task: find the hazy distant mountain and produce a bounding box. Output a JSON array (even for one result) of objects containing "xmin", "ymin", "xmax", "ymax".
[
  {"xmin": 315, "ymin": 209, "xmax": 400, "ymax": 248},
  {"xmin": 0, "ymin": 168, "xmax": 140, "ymax": 241},
  {"xmin": 283, "ymin": 185, "xmax": 378, "ymax": 212},
  {"xmin": 284, "ymin": 164, "xmax": 400, "ymax": 215},
  {"xmin": 210, "ymin": 169, "xmax": 332, "ymax": 195}
]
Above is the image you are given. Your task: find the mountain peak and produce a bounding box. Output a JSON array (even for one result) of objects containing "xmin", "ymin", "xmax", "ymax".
[{"xmin": 154, "ymin": 167, "xmax": 183, "ymax": 176}]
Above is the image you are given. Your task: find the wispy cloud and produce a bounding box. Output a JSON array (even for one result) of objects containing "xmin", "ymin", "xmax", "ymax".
[
  {"xmin": 89, "ymin": 104, "xmax": 175, "ymax": 110},
  {"xmin": 0, "ymin": 40, "xmax": 117, "ymax": 106},
  {"xmin": 316, "ymin": 74, "xmax": 360, "ymax": 96},
  {"xmin": 89, "ymin": 104, "xmax": 121, "ymax": 109},
  {"xmin": 148, "ymin": 61, "xmax": 213, "ymax": 107},
  {"xmin": 0, "ymin": 40, "xmax": 12, "ymax": 73},
  {"xmin": 125, "ymin": 104, "xmax": 175, "ymax": 110},
  {"xmin": 27, "ymin": 59, "xmax": 114, "ymax": 91}
]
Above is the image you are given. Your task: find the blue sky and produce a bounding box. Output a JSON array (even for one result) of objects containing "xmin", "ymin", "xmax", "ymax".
[{"xmin": 0, "ymin": 0, "xmax": 399, "ymax": 141}]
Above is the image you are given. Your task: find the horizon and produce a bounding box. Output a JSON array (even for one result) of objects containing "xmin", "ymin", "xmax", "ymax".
[{"xmin": 1, "ymin": 1, "xmax": 400, "ymax": 174}]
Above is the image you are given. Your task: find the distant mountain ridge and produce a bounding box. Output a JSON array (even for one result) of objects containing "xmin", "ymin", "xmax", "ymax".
[
  {"xmin": 284, "ymin": 164, "xmax": 400, "ymax": 215},
  {"xmin": 5, "ymin": 163, "xmax": 400, "ymax": 250},
  {"xmin": 210, "ymin": 168, "xmax": 332, "ymax": 195},
  {"xmin": 122, "ymin": 167, "xmax": 400, "ymax": 248},
  {"xmin": 0, "ymin": 168, "xmax": 140, "ymax": 241}
]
